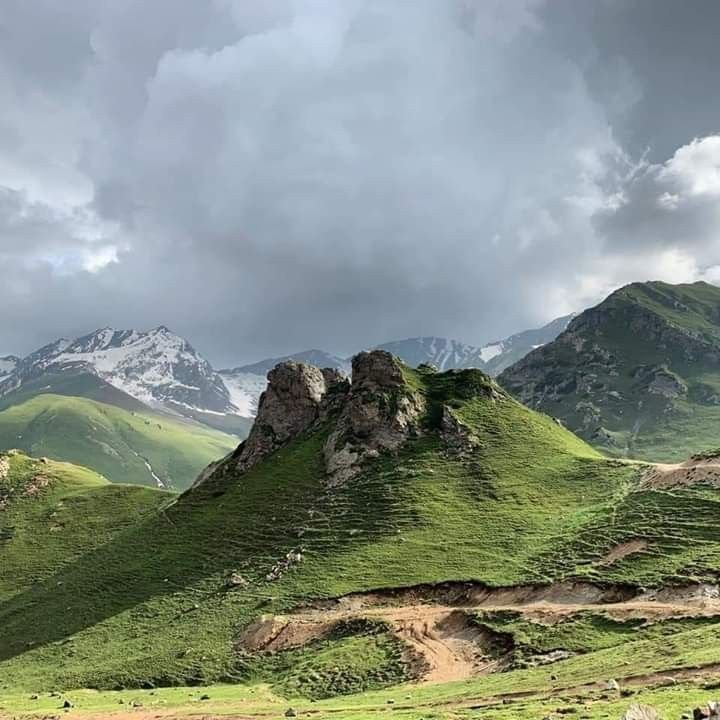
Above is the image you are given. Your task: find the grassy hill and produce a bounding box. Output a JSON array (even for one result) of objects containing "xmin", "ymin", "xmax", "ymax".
[
  {"xmin": 500, "ymin": 280, "xmax": 720, "ymax": 461},
  {"xmin": 2, "ymin": 355, "xmax": 720, "ymax": 712},
  {"xmin": 0, "ymin": 393, "xmax": 236, "ymax": 489},
  {"xmin": 0, "ymin": 451, "xmax": 168, "ymax": 604}
]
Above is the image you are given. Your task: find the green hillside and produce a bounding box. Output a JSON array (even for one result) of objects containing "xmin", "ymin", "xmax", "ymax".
[
  {"xmin": 0, "ymin": 393, "xmax": 236, "ymax": 489},
  {"xmin": 0, "ymin": 451, "xmax": 168, "ymax": 604},
  {"xmin": 500, "ymin": 280, "xmax": 720, "ymax": 461},
  {"xmin": 2, "ymin": 354, "xmax": 720, "ymax": 711}
]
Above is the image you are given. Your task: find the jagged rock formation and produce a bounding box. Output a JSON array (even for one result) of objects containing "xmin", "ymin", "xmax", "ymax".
[
  {"xmin": 218, "ymin": 316, "xmax": 574, "ymax": 423},
  {"xmin": 194, "ymin": 350, "xmax": 424, "ymax": 488},
  {"xmin": 232, "ymin": 361, "xmax": 346, "ymax": 475},
  {"xmin": 323, "ymin": 350, "xmax": 425, "ymax": 485},
  {"xmin": 439, "ymin": 406, "xmax": 480, "ymax": 456}
]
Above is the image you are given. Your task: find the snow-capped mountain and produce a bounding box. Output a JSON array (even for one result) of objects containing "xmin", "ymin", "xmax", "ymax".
[
  {"xmin": 0, "ymin": 327, "xmax": 245, "ymax": 426},
  {"xmin": 228, "ymin": 349, "xmax": 350, "ymax": 377},
  {"xmin": 0, "ymin": 355, "xmax": 20, "ymax": 382},
  {"xmin": 375, "ymin": 314, "xmax": 575, "ymax": 376},
  {"xmin": 476, "ymin": 313, "xmax": 576, "ymax": 375},
  {"xmin": 218, "ymin": 371, "xmax": 268, "ymax": 417},
  {"xmin": 217, "ymin": 314, "xmax": 575, "ymax": 419},
  {"xmin": 374, "ymin": 337, "xmax": 486, "ymax": 371}
]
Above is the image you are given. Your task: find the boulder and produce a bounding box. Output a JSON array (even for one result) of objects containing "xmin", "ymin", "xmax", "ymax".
[{"xmin": 622, "ymin": 704, "xmax": 659, "ymax": 720}]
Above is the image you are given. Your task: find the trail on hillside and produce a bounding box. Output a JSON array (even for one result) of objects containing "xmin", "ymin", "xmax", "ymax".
[
  {"xmin": 237, "ymin": 581, "xmax": 720, "ymax": 685},
  {"xmin": 641, "ymin": 456, "xmax": 720, "ymax": 489}
]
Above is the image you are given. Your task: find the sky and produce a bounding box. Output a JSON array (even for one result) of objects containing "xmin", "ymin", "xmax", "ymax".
[{"xmin": 2, "ymin": 0, "xmax": 720, "ymax": 365}]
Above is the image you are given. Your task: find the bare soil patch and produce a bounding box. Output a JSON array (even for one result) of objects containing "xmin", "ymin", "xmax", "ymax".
[{"xmin": 238, "ymin": 580, "xmax": 720, "ymax": 685}]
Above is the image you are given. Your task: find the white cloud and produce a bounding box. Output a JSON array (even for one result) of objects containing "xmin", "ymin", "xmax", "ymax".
[{"xmin": 659, "ymin": 135, "xmax": 720, "ymax": 198}]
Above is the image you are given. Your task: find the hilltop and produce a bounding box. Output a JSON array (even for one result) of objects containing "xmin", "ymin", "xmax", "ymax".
[
  {"xmin": 219, "ymin": 314, "xmax": 573, "ymax": 417},
  {"xmin": 3, "ymin": 350, "xmax": 720, "ymax": 711},
  {"xmin": 500, "ymin": 280, "xmax": 720, "ymax": 461}
]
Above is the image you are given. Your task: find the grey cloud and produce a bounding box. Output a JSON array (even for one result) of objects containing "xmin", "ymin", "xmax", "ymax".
[{"xmin": 2, "ymin": 0, "xmax": 720, "ymax": 364}]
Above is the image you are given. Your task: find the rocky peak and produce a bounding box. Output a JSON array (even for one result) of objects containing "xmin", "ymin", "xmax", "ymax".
[
  {"xmin": 194, "ymin": 350, "xmax": 424, "ymax": 489},
  {"xmin": 324, "ymin": 351, "xmax": 425, "ymax": 485},
  {"xmin": 351, "ymin": 350, "xmax": 406, "ymax": 390},
  {"xmin": 222, "ymin": 361, "xmax": 348, "ymax": 478}
]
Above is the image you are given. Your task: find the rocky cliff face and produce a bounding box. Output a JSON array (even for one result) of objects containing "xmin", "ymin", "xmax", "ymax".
[
  {"xmin": 323, "ymin": 350, "xmax": 425, "ymax": 485},
  {"xmin": 193, "ymin": 350, "xmax": 424, "ymax": 488}
]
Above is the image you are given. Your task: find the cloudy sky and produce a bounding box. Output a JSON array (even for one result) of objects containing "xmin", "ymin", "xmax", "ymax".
[{"xmin": 2, "ymin": 0, "xmax": 720, "ymax": 365}]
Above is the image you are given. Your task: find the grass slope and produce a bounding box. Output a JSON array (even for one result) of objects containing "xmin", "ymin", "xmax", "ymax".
[
  {"xmin": 0, "ymin": 394, "xmax": 237, "ymax": 489},
  {"xmin": 0, "ymin": 451, "xmax": 168, "ymax": 604},
  {"xmin": 3, "ymin": 364, "xmax": 720, "ymax": 698},
  {"xmin": 500, "ymin": 280, "xmax": 720, "ymax": 461}
]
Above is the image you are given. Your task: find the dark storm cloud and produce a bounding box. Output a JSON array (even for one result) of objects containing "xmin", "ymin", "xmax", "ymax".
[
  {"xmin": 1, "ymin": 0, "xmax": 720, "ymax": 364},
  {"xmin": 540, "ymin": 0, "xmax": 720, "ymax": 161}
]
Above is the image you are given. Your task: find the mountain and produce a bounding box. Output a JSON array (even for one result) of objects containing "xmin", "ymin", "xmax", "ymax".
[
  {"xmin": 0, "ymin": 355, "xmax": 19, "ymax": 381},
  {"xmin": 3, "ymin": 350, "xmax": 720, "ymax": 714},
  {"xmin": 0, "ymin": 327, "xmax": 253, "ymax": 435},
  {"xmin": 499, "ymin": 280, "xmax": 720, "ymax": 461},
  {"xmin": 479, "ymin": 313, "xmax": 576, "ymax": 375},
  {"xmin": 227, "ymin": 349, "xmax": 350, "ymax": 377},
  {"xmin": 218, "ymin": 315, "xmax": 574, "ymax": 419},
  {"xmin": 376, "ymin": 314, "xmax": 574, "ymax": 376}
]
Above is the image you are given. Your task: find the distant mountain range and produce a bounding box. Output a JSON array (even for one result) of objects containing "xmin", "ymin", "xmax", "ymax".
[
  {"xmin": 0, "ymin": 314, "xmax": 572, "ymax": 486},
  {"xmin": 219, "ymin": 314, "xmax": 574, "ymax": 417}
]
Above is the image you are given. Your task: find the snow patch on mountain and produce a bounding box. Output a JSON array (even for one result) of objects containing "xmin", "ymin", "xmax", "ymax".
[
  {"xmin": 479, "ymin": 343, "xmax": 503, "ymax": 363},
  {"xmin": 0, "ymin": 356, "xmax": 20, "ymax": 382},
  {"xmin": 219, "ymin": 371, "xmax": 268, "ymax": 417},
  {"xmin": 0, "ymin": 327, "xmax": 249, "ymax": 425}
]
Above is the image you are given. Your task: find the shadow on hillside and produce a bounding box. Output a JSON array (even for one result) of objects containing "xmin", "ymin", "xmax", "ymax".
[{"xmin": 0, "ymin": 433, "xmax": 426, "ymax": 667}]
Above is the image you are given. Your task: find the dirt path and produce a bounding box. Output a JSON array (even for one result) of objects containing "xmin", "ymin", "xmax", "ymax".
[
  {"xmin": 238, "ymin": 586, "xmax": 720, "ymax": 686},
  {"xmin": 641, "ymin": 457, "xmax": 720, "ymax": 489}
]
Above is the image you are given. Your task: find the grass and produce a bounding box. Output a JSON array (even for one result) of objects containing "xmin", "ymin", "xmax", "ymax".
[
  {"xmin": 1, "ymin": 363, "xmax": 720, "ymax": 711},
  {"xmin": 0, "ymin": 451, "xmax": 169, "ymax": 603},
  {"xmin": 474, "ymin": 609, "xmax": 720, "ymax": 661},
  {"xmin": 0, "ymin": 393, "xmax": 237, "ymax": 489},
  {"xmin": 239, "ymin": 620, "xmax": 412, "ymax": 699}
]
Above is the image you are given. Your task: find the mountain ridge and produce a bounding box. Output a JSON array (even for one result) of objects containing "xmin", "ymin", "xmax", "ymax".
[
  {"xmin": 499, "ymin": 280, "xmax": 720, "ymax": 460},
  {"xmin": 219, "ymin": 313, "xmax": 574, "ymax": 418}
]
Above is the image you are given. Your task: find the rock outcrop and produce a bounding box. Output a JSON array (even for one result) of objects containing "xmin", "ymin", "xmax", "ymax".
[
  {"xmin": 439, "ymin": 406, "xmax": 480, "ymax": 456},
  {"xmin": 224, "ymin": 361, "xmax": 349, "ymax": 477},
  {"xmin": 323, "ymin": 351, "xmax": 425, "ymax": 485},
  {"xmin": 192, "ymin": 350, "xmax": 425, "ymax": 489},
  {"xmin": 235, "ymin": 362, "xmax": 327, "ymax": 472}
]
